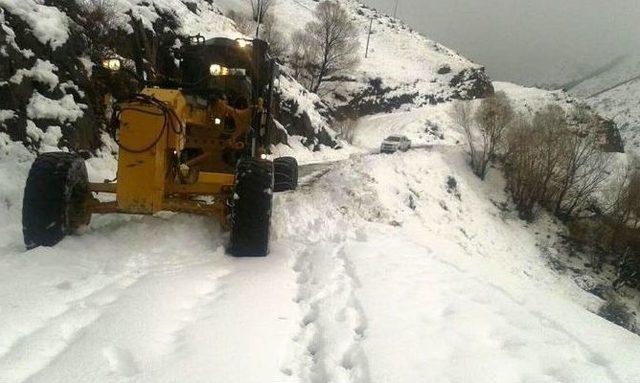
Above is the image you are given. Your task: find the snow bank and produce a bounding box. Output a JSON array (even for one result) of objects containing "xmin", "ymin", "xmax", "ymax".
[
  {"xmin": 0, "ymin": 8, "xmax": 34, "ymax": 58},
  {"xmin": 270, "ymin": 135, "xmax": 363, "ymax": 165},
  {"xmin": 0, "ymin": 109, "xmax": 16, "ymax": 123},
  {"xmin": 25, "ymin": 121, "xmax": 64, "ymax": 153},
  {"xmin": 107, "ymin": 0, "xmax": 238, "ymax": 39},
  {"xmin": 0, "ymin": 110, "xmax": 639, "ymax": 381},
  {"xmin": 0, "ymin": 133, "xmax": 34, "ymax": 251}
]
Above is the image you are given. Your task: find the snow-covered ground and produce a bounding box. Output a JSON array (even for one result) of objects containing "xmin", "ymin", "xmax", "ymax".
[
  {"xmin": 2, "ymin": 106, "xmax": 640, "ymax": 382},
  {"xmin": 493, "ymin": 81, "xmax": 578, "ymax": 115}
]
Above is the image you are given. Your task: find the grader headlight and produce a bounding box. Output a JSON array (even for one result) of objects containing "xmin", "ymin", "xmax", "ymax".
[
  {"xmin": 102, "ymin": 58, "xmax": 122, "ymax": 71},
  {"xmin": 210, "ymin": 64, "xmax": 231, "ymax": 76},
  {"xmin": 210, "ymin": 64, "xmax": 246, "ymax": 77},
  {"xmin": 236, "ymin": 39, "xmax": 252, "ymax": 48}
]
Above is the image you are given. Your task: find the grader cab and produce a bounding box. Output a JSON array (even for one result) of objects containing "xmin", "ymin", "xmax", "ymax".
[{"xmin": 22, "ymin": 37, "xmax": 298, "ymax": 256}]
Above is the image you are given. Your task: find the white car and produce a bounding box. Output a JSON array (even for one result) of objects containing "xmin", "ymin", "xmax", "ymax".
[{"xmin": 380, "ymin": 135, "xmax": 411, "ymax": 153}]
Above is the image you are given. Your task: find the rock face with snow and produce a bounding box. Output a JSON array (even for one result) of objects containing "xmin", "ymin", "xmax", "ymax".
[
  {"xmin": 0, "ymin": 2, "xmax": 98, "ymax": 150},
  {"xmin": 0, "ymin": 0, "xmax": 340, "ymax": 152},
  {"xmin": 564, "ymin": 55, "xmax": 640, "ymax": 157},
  {"xmin": 304, "ymin": 0, "xmax": 494, "ymax": 118}
]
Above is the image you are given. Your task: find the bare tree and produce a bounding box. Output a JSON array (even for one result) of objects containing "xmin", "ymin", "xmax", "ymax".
[
  {"xmin": 553, "ymin": 131, "xmax": 611, "ymax": 219},
  {"xmin": 503, "ymin": 103, "xmax": 614, "ymax": 221},
  {"xmin": 504, "ymin": 114, "xmax": 546, "ymax": 219},
  {"xmin": 78, "ymin": 0, "xmax": 118, "ymax": 53},
  {"xmin": 608, "ymin": 157, "xmax": 640, "ymax": 229},
  {"xmin": 451, "ymin": 101, "xmax": 478, "ymax": 171},
  {"xmin": 336, "ymin": 118, "xmax": 358, "ymax": 144},
  {"xmin": 451, "ymin": 92, "xmax": 513, "ymax": 180},
  {"xmin": 503, "ymin": 106, "xmax": 569, "ymax": 220},
  {"xmin": 248, "ymin": 0, "xmax": 275, "ymax": 23},
  {"xmin": 289, "ymin": 30, "xmax": 320, "ymax": 90},
  {"xmin": 473, "ymin": 91, "xmax": 514, "ymax": 179},
  {"xmin": 260, "ymin": 14, "xmax": 287, "ymax": 59},
  {"xmin": 291, "ymin": 1, "xmax": 360, "ymax": 93}
]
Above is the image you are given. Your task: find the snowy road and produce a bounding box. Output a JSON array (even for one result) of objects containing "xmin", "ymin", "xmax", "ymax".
[{"xmin": 1, "ymin": 147, "xmax": 640, "ymax": 383}]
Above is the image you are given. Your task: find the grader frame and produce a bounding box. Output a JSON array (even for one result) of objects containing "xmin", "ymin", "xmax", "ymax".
[{"xmin": 22, "ymin": 36, "xmax": 297, "ymax": 256}]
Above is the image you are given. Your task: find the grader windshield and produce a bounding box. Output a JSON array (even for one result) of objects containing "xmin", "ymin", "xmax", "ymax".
[{"xmin": 180, "ymin": 37, "xmax": 276, "ymax": 105}]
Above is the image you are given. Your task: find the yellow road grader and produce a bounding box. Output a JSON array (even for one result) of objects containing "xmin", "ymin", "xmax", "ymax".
[{"xmin": 22, "ymin": 37, "xmax": 298, "ymax": 256}]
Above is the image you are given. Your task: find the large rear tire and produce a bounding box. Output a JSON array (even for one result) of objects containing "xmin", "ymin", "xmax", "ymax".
[
  {"xmin": 273, "ymin": 156, "xmax": 298, "ymax": 192},
  {"xmin": 229, "ymin": 158, "xmax": 274, "ymax": 257},
  {"xmin": 22, "ymin": 152, "xmax": 90, "ymax": 249}
]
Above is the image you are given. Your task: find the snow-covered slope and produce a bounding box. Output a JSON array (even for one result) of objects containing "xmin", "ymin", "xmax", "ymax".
[
  {"xmin": 494, "ymin": 81, "xmax": 578, "ymax": 115},
  {"xmin": 217, "ymin": 0, "xmax": 493, "ymax": 114},
  {"xmin": 2, "ymin": 126, "xmax": 640, "ymax": 382}
]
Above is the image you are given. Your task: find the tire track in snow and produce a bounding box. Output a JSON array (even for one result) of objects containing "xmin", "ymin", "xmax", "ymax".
[
  {"xmin": 284, "ymin": 240, "xmax": 371, "ymax": 383},
  {"xmin": 0, "ymin": 267, "xmax": 146, "ymax": 383}
]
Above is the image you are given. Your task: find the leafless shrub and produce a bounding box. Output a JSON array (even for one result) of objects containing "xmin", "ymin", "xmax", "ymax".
[
  {"xmin": 290, "ymin": 1, "xmax": 360, "ymax": 93},
  {"xmin": 503, "ymin": 104, "xmax": 612, "ymax": 221},
  {"xmin": 335, "ymin": 118, "xmax": 358, "ymax": 144},
  {"xmin": 503, "ymin": 113, "xmax": 548, "ymax": 219},
  {"xmin": 451, "ymin": 101, "xmax": 478, "ymax": 171},
  {"xmin": 248, "ymin": 0, "xmax": 275, "ymax": 23},
  {"xmin": 451, "ymin": 92, "xmax": 513, "ymax": 180},
  {"xmin": 607, "ymin": 157, "xmax": 640, "ymax": 229},
  {"xmin": 78, "ymin": 0, "xmax": 118, "ymax": 53},
  {"xmin": 474, "ymin": 91, "xmax": 513, "ymax": 178},
  {"xmin": 227, "ymin": 11, "xmax": 287, "ymax": 59},
  {"xmin": 260, "ymin": 14, "xmax": 287, "ymax": 59}
]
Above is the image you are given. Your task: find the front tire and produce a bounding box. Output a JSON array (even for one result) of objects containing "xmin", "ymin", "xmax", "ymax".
[
  {"xmin": 273, "ymin": 156, "xmax": 298, "ymax": 192},
  {"xmin": 22, "ymin": 152, "xmax": 90, "ymax": 249},
  {"xmin": 229, "ymin": 158, "xmax": 274, "ymax": 257}
]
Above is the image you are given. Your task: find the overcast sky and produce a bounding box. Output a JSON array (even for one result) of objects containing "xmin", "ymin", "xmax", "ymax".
[{"xmin": 363, "ymin": 0, "xmax": 640, "ymax": 86}]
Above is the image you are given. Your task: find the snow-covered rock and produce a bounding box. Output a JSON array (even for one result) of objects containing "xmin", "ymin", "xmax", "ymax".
[{"xmin": 564, "ymin": 55, "xmax": 640, "ymax": 157}]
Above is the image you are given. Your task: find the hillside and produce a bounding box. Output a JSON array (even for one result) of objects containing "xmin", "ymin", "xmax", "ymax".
[{"xmin": 0, "ymin": 0, "xmax": 492, "ymax": 155}]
